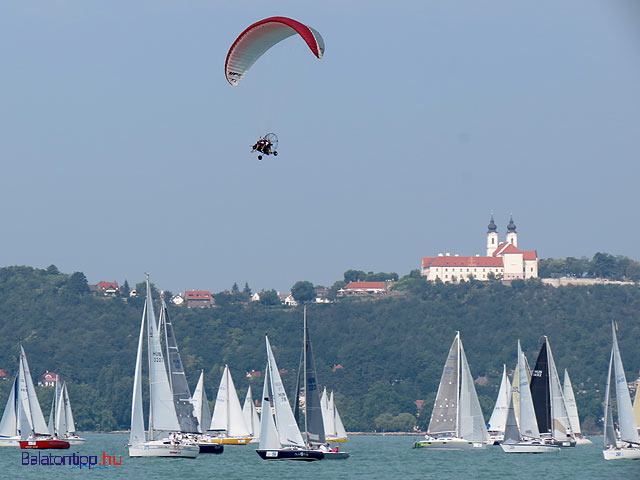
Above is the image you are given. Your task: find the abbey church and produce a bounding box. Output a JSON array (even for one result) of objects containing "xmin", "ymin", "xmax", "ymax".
[{"xmin": 421, "ymin": 216, "xmax": 538, "ymax": 283}]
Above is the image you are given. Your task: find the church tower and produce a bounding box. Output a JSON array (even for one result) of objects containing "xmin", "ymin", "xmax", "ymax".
[
  {"xmin": 486, "ymin": 215, "xmax": 498, "ymax": 256},
  {"xmin": 506, "ymin": 215, "xmax": 518, "ymax": 247}
]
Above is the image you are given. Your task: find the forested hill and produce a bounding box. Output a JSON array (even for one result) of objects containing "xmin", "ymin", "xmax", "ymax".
[{"xmin": 0, "ymin": 266, "xmax": 638, "ymax": 433}]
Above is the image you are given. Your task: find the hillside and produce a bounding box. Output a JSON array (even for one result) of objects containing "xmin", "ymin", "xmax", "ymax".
[{"xmin": 0, "ymin": 265, "xmax": 638, "ymax": 433}]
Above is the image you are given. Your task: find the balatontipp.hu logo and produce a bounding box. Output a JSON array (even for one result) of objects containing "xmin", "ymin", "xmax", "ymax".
[{"xmin": 22, "ymin": 451, "xmax": 122, "ymax": 469}]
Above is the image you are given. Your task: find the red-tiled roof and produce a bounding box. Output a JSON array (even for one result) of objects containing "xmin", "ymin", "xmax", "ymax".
[
  {"xmin": 38, "ymin": 371, "xmax": 59, "ymax": 382},
  {"xmin": 344, "ymin": 281, "xmax": 386, "ymax": 290},
  {"xmin": 500, "ymin": 244, "xmax": 522, "ymax": 254},
  {"xmin": 523, "ymin": 250, "xmax": 537, "ymax": 260},
  {"xmin": 422, "ymin": 256, "xmax": 503, "ymax": 267},
  {"xmin": 0, "ymin": 369, "xmax": 6, "ymax": 377},
  {"xmin": 185, "ymin": 290, "xmax": 212, "ymax": 300},
  {"xmin": 98, "ymin": 281, "xmax": 118, "ymax": 290}
]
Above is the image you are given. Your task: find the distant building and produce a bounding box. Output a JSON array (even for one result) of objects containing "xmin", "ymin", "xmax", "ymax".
[
  {"xmin": 421, "ymin": 215, "xmax": 538, "ymax": 283},
  {"xmin": 170, "ymin": 294, "xmax": 185, "ymax": 306},
  {"xmin": 0, "ymin": 369, "xmax": 7, "ymax": 380},
  {"xmin": 338, "ymin": 281, "xmax": 390, "ymax": 296},
  {"xmin": 38, "ymin": 371, "xmax": 59, "ymax": 387},
  {"xmin": 97, "ymin": 281, "xmax": 119, "ymax": 296},
  {"xmin": 184, "ymin": 290, "xmax": 215, "ymax": 308},
  {"xmin": 250, "ymin": 292, "xmax": 261, "ymax": 302},
  {"xmin": 278, "ymin": 293, "xmax": 298, "ymax": 306}
]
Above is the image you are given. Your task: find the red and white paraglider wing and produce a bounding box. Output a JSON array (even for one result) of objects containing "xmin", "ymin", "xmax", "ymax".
[{"xmin": 225, "ymin": 16, "xmax": 324, "ymax": 86}]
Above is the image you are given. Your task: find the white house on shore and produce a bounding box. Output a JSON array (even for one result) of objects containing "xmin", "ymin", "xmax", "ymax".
[{"xmin": 421, "ymin": 216, "xmax": 538, "ymax": 283}]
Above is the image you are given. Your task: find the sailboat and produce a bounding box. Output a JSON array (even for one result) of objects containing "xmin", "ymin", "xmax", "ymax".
[
  {"xmin": 295, "ymin": 306, "xmax": 349, "ymax": 459},
  {"xmin": 127, "ymin": 276, "xmax": 199, "ymax": 458},
  {"xmin": 413, "ymin": 331, "xmax": 488, "ymax": 449},
  {"xmin": 321, "ymin": 388, "xmax": 349, "ymax": 443},
  {"xmin": 51, "ymin": 381, "xmax": 85, "ymax": 445},
  {"xmin": 563, "ymin": 370, "xmax": 591, "ymax": 445},
  {"xmin": 256, "ymin": 336, "xmax": 324, "ymax": 461},
  {"xmin": 159, "ymin": 299, "xmax": 222, "ymax": 454},
  {"xmin": 634, "ymin": 379, "xmax": 640, "ymax": 435},
  {"xmin": 209, "ymin": 365, "xmax": 252, "ymax": 445},
  {"xmin": 487, "ymin": 365, "xmax": 511, "ymax": 445},
  {"xmin": 602, "ymin": 322, "xmax": 640, "ymax": 460},
  {"xmin": 189, "ymin": 371, "xmax": 224, "ymax": 454},
  {"xmin": 529, "ymin": 336, "xmax": 575, "ymax": 447},
  {"xmin": 242, "ymin": 386, "xmax": 260, "ymax": 443},
  {"xmin": 0, "ymin": 347, "xmax": 69, "ymax": 450},
  {"xmin": 500, "ymin": 341, "xmax": 559, "ymax": 453}
]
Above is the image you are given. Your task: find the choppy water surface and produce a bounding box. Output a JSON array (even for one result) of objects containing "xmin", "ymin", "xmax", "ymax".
[{"xmin": 1, "ymin": 434, "xmax": 638, "ymax": 479}]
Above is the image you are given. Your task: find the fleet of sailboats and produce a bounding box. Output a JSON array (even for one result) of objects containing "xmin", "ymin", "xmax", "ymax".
[
  {"xmin": 500, "ymin": 341, "xmax": 560, "ymax": 453},
  {"xmin": 413, "ymin": 331, "xmax": 488, "ymax": 449},
  {"xmin": 529, "ymin": 336, "xmax": 575, "ymax": 447},
  {"xmin": 5, "ymin": 274, "xmax": 636, "ymax": 462},
  {"xmin": 603, "ymin": 322, "xmax": 640, "ymax": 460},
  {"xmin": 0, "ymin": 347, "xmax": 70, "ymax": 449}
]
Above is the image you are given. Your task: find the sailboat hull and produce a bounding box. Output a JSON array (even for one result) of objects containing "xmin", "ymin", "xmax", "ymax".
[
  {"xmin": 129, "ymin": 442, "xmax": 199, "ymax": 458},
  {"xmin": 197, "ymin": 442, "xmax": 224, "ymax": 454},
  {"xmin": 413, "ymin": 438, "xmax": 487, "ymax": 450},
  {"xmin": 323, "ymin": 451, "xmax": 350, "ymax": 459},
  {"xmin": 603, "ymin": 447, "xmax": 640, "ymax": 460},
  {"xmin": 501, "ymin": 443, "xmax": 560, "ymax": 454},
  {"xmin": 20, "ymin": 440, "xmax": 70, "ymax": 449},
  {"xmin": 574, "ymin": 436, "xmax": 592, "ymax": 445},
  {"xmin": 325, "ymin": 436, "xmax": 348, "ymax": 443},
  {"xmin": 256, "ymin": 449, "xmax": 324, "ymax": 461},
  {"xmin": 207, "ymin": 436, "xmax": 251, "ymax": 445},
  {"xmin": 0, "ymin": 436, "xmax": 20, "ymax": 447}
]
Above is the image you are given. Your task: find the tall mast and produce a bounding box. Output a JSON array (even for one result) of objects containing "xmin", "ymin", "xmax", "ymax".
[
  {"xmin": 145, "ymin": 274, "xmax": 154, "ymax": 439},
  {"xmin": 303, "ymin": 305, "xmax": 308, "ymax": 445},
  {"xmin": 455, "ymin": 331, "xmax": 460, "ymax": 438}
]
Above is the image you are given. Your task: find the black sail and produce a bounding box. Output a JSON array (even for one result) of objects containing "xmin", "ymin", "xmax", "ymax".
[
  {"xmin": 161, "ymin": 300, "xmax": 200, "ymax": 433},
  {"xmin": 529, "ymin": 339, "xmax": 551, "ymax": 434}
]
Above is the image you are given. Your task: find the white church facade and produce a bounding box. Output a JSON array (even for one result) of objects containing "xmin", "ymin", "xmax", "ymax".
[{"xmin": 421, "ymin": 216, "xmax": 538, "ymax": 283}]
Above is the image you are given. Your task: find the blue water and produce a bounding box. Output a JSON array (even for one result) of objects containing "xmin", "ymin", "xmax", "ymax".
[{"xmin": 1, "ymin": 434, "xmax": 638, "ymax": 479}]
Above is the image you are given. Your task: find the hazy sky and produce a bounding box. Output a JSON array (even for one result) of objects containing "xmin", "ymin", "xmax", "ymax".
[{"xmin": 1, "ymin": 1, "xmax": 639, "ymax": 293}]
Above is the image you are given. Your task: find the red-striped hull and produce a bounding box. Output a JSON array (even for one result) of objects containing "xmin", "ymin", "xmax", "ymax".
[{"xmin": 20, "ymin": 440, "xmax": 70, "ymax": 449}]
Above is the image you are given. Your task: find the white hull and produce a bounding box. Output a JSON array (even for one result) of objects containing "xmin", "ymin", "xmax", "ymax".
[
  {"xmin": 129, "ymin": 441, "xmax": 199, "ymax": 458},
  {"xmin": 501, "ymin": 442, "xmax": 561, "ymax": 453},
  {"xmin": 414, "ymin": 437, "xmax": 487, "ymax": 450},
  {"xmin": 603, "ymin": 447, "xmax": 640, "ymax": 460},
  {"xmin": 574, "ymin": 436, "xmax": 592, "ymax": 445},
  {"xmin": 0, "ymin": 436, "xmax": 20, "ymax": 447},
  {"xmin": 65, "ymin": 437, "xmax": 86, "ymax": 445}
]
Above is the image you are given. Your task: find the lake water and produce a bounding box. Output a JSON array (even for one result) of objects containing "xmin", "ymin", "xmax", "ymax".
[{"xmin": 1, "ymin": 434, "xmax": 638, "ymax": 479}]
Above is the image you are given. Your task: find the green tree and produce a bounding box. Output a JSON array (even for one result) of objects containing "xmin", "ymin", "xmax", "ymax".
[
  {"xmin": 120, "ymin": 280, "xmax": 131, "ymax": 298},
  {"xmin": 243, "ymin": 282, "xmax": 252, "ymax": 296},
  {"xmin": 232, "ymin": 282, "xmax": 240, "ymax": 294},
  {"xmin": 259, "ymin": 289, "xmax": 280, "ymax": 306},
  {"xmin": 291, "ymin": 281, "xmax": 315, "ymax": 303},
  {"xmin": 46, "ymin": 264, "xmax": 60, "ymax": 275},
  {"xmin": 68, "ymin": 272, "xmax": 89, "ymax": 294},
  {"xmin": 344, "ymin": 270, "xmax": 366, "ymax": 284}
]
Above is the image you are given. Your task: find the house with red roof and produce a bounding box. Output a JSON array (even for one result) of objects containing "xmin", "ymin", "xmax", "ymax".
[
  {"xmin": 97, "ymin": 281, "xmax": 119, "ymax": 296},
  {"xmin": 338, "ymin": 281, "xmax": 390, "ymax": 296},
  {"xmin": 421, "ymin": 215, "xmax": 538, "ymax": 283},
  {"xmin": 37, "ymin": 371, "xmax": 59, "ymax": 387},
  {"xmin": 184, "ymin": 290, "xmax": 215, "ymax": 308}
]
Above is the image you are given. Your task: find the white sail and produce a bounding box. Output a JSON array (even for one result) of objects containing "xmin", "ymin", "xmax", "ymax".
[
  {"xmin": 265, "ymin": 337, "xmax": 305, "ymax": 448},
  {"xmin": 210, "ymin": 365, "xmax": 250, "ymax": 437},
  {"xmin": 603, "ymin": 349, "xmax": 617, "ymax": 448},
  {"xmin": 258, "ymin": 363, "xmax": 281, "ymax": 450},
  {"xmin": 47, "ymin": 383, "xmax": 56, "ymax": 436},
  {"xmin": 331, "ymin": 391, "xmax": 348, "ymax": 439},
  {"xmin": 146, "ymin": 280, "xmax": 181, "ymax": 438},
  {"xmin": 517, "ymin": 340, "xmax": 540, "ymax": 439},
  {"xmin": 458, "ymin": 340, "xmax": 489, "ymax": 442},
  {"xmin": 0, "ymin": 377, "xmax": 18, "ymax": 437},
  {"xmin": 320, "ymin": 388, "xmax": 334, "ymax": 436},
  {"xmin": 55, "ymin": 384, "xmax": 68, "ymax": 437},
  {"xmin": 563, "ymin": 370, "xmax": 582, "ymax": 436},
  {"xmin": 633, "ymin": 379, "xmax": 640, "ymax": 431},
  {"xmin": 545, "ymin": 338, "xmax": 573, "ymax": 441},
  {"xmin": 488, "ymin": 365, "xmax": 511, "ymax": 433},
  {"xmin": 192, "ymin": 371, "xmax": 211, "ymax": 433},
  {"xmin": 64, "ymin": 384, "xmax": 77, "ymax": 434},
  {"xmin": 611, "ymin": 323, "xmax": 640, "ymax": 444},
  {"xmin": 242, "ymin": 386, "xmax": 260, "ymax": 438},
  {"xmin": 19, "ymin": 347, "xmax": 50, "ymax": 435},
  {"xmin": 129, "ymin": 298, "xmax": 147, "ymax": 445},
  {"xmin": 502, "ymin": 390, "xmax": 521, "ymax": 445}
]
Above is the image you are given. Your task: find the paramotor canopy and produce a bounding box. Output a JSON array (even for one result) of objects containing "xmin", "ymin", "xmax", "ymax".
[{"xmin": 225, "ymin": 16, "xmax": 324, "ymax": 86}]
